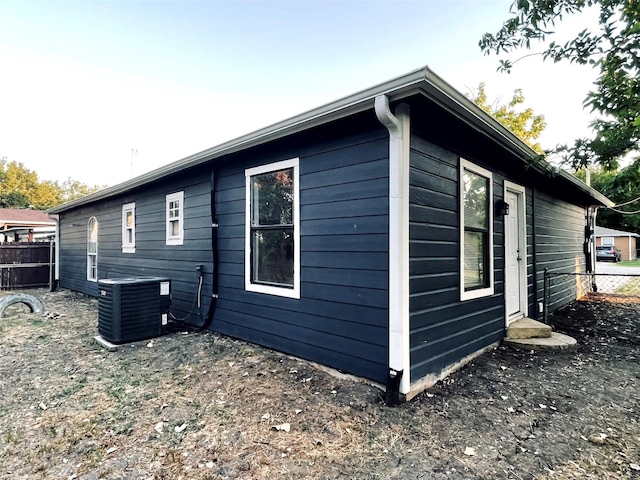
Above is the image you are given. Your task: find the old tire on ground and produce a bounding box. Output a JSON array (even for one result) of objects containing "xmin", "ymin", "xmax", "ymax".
[{"xmin": 0, "ymin": 294, "xmax": 45, "ymax": 318}]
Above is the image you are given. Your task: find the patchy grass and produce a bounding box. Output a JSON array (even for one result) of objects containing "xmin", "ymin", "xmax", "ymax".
[
  {"xmin": 615, "ymin": 259, "xmax": 640, "ymax": 267},
  {"xmin": 0, "ymin": 288, "xmax": 639, "ymax": 479}
]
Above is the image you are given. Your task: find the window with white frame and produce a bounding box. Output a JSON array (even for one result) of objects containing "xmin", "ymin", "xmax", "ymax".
[
  {"xmin": 460, "ymin": 159, "xmax": 494, "ymax": 300},
  {"xmin": 122, "ymin": 202, "xmax": 136, "ymax": 253},
  {"xmin": 601, "ymin": 236, "xmax": 614, "ymax": 246},
  {"xmin": 245, "ymin": 158, "xmax": 300, "ymax": 298},
  {"xmin": 166, "ymin": 192, "xmax": 184, "ymax": 245},
  {"xmin": 87, "ymin": 216, "xmax": 98, "ymax": 282}
]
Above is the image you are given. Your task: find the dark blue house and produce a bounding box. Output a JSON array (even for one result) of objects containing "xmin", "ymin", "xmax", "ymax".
[{"xmin": 49, "ymin": 66, "xmax": 612, "ymax": 401}]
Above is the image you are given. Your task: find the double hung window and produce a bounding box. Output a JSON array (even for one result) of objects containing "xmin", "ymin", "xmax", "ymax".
[
  {"xmin": 87, "ymin": 217, "xmax": 98, "ymax": 281},
  {"xmin": 122, "ymin": 203, "xmax": 135, "ymax": 253},
  {"xmin": 166, "ymin": 192, "xmax": 184, "ymax": 245},
  {"xmin": 460, "ymin": 159, "xmax": 494, "ymax": 300},
  {"xmin": 245, "ymin": 158, "xmax": 300, "ymax": 298}
]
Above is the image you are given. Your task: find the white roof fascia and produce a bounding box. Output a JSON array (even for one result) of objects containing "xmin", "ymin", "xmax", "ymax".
[
  {"xmin": 595, "ymin": 226, "xmax": 640, "ymax": 237},
  {"xmin": 0, "ymin": 220, "xmax": 56, "ymax": 226},
  {"xmin": 49, "ymin": 68, "xmax": 427, "ymax": 214},
  {"xmin": 418, "ymin": 69, "xmax": 614, "ymax": 208},
  {"xmin": 49, "ymin": 65, "xmax": 613, "ymax": 213}
]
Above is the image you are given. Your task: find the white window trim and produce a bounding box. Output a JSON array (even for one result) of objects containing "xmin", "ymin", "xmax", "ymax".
[
  {"xmin": 122, "ymin": 202, "xmax": 136, "ymax": 253},
  {"xmin": 600, "ymin": 236, "xmax": 614, "ymax": 246},
  {"xmin": 460, "ymin": 158, "xmax": 494, "ymax": 301},
  {"xmin": 166, "ymin": 191, "xmax": 184, "ymax": 246},
  {"xmin": 87, "ymin": 216, "xmax": 98, "ymax": 282},
  {"xmin": 244, "ymin": 158, "xmax": 300, "ymax": 299}
]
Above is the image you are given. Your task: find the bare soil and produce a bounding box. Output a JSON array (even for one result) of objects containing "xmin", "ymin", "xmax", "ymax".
[{"xmin": 0, "ymin": 289, "xmax": 638, "ymax": 480}]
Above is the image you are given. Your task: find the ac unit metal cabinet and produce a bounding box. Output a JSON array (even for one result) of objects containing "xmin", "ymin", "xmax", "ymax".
[{"xmin": 98, "ymin": 277, "xmax": 171, "ymax": 343}]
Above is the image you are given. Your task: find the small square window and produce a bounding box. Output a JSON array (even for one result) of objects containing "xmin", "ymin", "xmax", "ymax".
[
  {"xmin": 166, "ymin": 192, "xmax": 184, "ymax": 245},
  {"xmin": 122, "ymin": 203, "xmax": 135, "ymax": 253}
]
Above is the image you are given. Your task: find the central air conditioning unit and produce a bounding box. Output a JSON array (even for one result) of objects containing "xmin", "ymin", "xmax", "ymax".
[{"xmin": 98, "ymin": 277, "xmax": 171, "ymax": 343}]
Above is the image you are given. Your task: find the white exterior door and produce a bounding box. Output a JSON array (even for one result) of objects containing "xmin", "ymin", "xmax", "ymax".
[{"xmin": 504, "ymin": 184, "xmax": 527, "ymax": 322}]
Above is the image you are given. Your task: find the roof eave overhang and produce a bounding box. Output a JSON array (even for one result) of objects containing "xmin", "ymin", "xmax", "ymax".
[
  {"xmin": 49, "ymin": 68, "xmax": 428, "ymax": 214},
  {"xmin": 1, "ymin": 226, "xmax": 56, "ymax": 233},
  {"xmin": 416, "ymin": 70, "xmax": 614, "ymax": 208},
  {"xmin": 49, "ymin": 66, "xmax": 613, "ymax": 213},
  {"xmin": 1, "ymin": 220, "xmax": 57, "ymax": 227}
]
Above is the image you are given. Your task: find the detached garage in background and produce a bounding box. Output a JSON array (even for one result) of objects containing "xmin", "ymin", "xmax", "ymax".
[{"xmin": 49, "ymin": 66, "xmax": 613, "ymax": 402}]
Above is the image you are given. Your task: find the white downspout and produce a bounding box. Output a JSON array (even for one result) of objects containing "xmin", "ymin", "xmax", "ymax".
[{"xmin": 375, "ymin": 95, "xmax": 411, "ymax": 397}]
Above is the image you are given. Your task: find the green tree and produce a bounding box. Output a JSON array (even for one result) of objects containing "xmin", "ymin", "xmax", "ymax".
[
  {"xmin": 575, "ymin": 160, "xmax": 640, "ymax": 231},
  {"xmin": 470, "ymin": 83, "xmax": 547, "ymax": 153},
  {"xmin": 480, "ymin": 0, "xmax": 640, "ymax": 170},
  {"xmin": 60, "ymin": 178, "xmax": 102, "ymax": 203},
  {"xmin": 0, "ymin": 159, "xmax": 103, "ymax": 210},
  {"xmin": 31, "ymin": 180, "xmax": 63, "ymax": 209},
  {"xmin": 0, "ymin": 191, "xmax": 30, "ymax": 208}
]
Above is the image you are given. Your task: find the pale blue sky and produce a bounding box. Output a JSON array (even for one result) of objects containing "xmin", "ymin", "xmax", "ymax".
[{"xmin": 0, "ymin": 0, "xmax": 599, "ymax": 186}]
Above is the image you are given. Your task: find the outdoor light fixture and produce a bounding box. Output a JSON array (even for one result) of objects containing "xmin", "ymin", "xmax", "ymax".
[{"xmin": 495, "ymin": 199, "xmax": 510, "ymax": 216}]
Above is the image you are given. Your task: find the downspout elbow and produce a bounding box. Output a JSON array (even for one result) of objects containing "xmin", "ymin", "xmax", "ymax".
[{"xmin": 375, "ymin": 95, "xmax": 402, "ymax": 135}]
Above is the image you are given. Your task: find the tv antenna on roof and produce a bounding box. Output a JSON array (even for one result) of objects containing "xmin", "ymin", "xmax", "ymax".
[{"xmin": 130, "ymin": 148, "xmax": 137, "ymax": 178}]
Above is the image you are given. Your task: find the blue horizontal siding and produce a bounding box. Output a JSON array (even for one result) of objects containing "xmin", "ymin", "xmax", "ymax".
[
  {"xmin": 408, "ymin": 132, "xmax": 504, "ymax": 384},
  {"xmin": 213, "ymin": 118, "xmax": 390, "ymax": 383},
  {"xmin": 212, "ymin": 307, "xmax": 387, "ymax": 381},
  {"xmin": 532, "ymin": 190, "xmax": 587, "ymax": 313},
  {"xmin": 58, "ymin": 167, "xmax": 214, "ymax": 322}
]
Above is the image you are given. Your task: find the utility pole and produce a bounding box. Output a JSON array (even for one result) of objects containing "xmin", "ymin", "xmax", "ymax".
[{"xmin": 130, "ymin": 148, "xmax": 137, "ymax": 178}]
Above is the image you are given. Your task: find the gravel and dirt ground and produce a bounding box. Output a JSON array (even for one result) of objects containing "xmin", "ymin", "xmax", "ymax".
[{"xmin": 0, "ymin": 288, "xmax": 638, "ymax": 479}]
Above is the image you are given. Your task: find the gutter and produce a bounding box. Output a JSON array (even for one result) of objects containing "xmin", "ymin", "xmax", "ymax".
[
  {"xmin": 48, "ymin": 68, "xmax": 427, "ymax": 214},
  {"xmin": 0, "ymin": 226, "xmax": 56, "ymax": 233},
  {"xmin": 557, "ymin": 170, "xmax": 613, "ymax": 207},
  {"xmin": 1, "ymin": 221, "xmax": 57, "ymax": 227},
  {"xmin": 48, "ymin": 65, "xmax": 611, "ymax": 214},
  {"xmin": 416, "ymin": 71, "xmax": 613, "ymax": 208},
  {"xmin": 375, "ymin": 95, "xmax": 411, "ymax": 405}
]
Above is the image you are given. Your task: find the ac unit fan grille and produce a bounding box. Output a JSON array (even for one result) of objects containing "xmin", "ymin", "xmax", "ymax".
[{"xmin": 98, "ymin": 278, "xmax": 170, "ymax": 343}]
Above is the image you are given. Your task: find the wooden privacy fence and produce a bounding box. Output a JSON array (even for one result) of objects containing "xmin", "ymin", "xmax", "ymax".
[{"xmin": 0, "ymin": 242, "xmax": 55, "ymax": 290}]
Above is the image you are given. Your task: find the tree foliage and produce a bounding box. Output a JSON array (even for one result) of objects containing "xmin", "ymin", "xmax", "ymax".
[
  {"xmin": 0, "ymin": 159, "xmax": 103, "ymax": 210},
  {"xmin": 470, "ymin": 83, "xmax": 547, "ymax": 153},
  {"xmin": 575, "ymin": 159, "xmax": 640, "ymax": 231},
  {"xmin": 480, "ymin": 0, "xmax": 640, "ymax": 170}
]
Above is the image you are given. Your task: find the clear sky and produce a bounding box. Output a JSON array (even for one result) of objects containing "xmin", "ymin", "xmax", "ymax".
[{"xmin": 0, "ymin": 0, "xmax": 600, "ymax": 187}]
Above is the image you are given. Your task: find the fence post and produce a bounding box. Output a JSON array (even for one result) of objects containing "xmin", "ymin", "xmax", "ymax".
[
  {"xmin": 543, "ymin": 268, "xmax": 549, "ymax": 324},
  {"xmin": 48, "ymin": 239, "xmax": 54, "ymax": 291}
]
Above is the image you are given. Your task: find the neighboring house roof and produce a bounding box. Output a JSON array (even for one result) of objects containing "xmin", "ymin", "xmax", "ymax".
[
  {"xmin": 595, "ymin": 226, "xmax": 640, "ymax": 238},
  {"xmin": 48, "ymin": 65, "xmax": 614, "ymax": 214},
  {"xmin": 0, "ymin": 208, "xmax": 56, "ymax": 228}
]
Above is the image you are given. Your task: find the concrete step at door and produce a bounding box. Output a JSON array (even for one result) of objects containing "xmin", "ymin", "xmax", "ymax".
[{"xmin": 507, "ymin": 317, "xmax": 552, "ymax": 339}]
